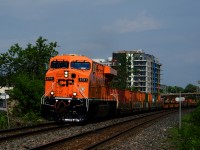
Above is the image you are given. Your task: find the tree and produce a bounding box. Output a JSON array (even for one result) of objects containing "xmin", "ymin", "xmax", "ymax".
[
  {"xmin": 11, "ymin": 73, "xmax": 43, "ymax": 115},
  {"xmin": 111, "ymin": 53, "xmax": 128, "ymax": 89},
  {"xmin": 167, "ymin": 86, "xmax": 184, "ymax": 93},
  {"xmin": 184, "ymin": 84, "xmax": 197, "ymax": 93},
  {"xmin": 0, "ymin": 37, "xmax": 58, "ymax": 85},
  {"xmin": 0, "ymin": 37, "xmax": 58, "ymax": 118}
]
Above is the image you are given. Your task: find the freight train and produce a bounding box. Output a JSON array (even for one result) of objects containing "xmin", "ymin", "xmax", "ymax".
[{"xmin": 41, "ymin": 54, "xmax": 196, "ymax": 122}]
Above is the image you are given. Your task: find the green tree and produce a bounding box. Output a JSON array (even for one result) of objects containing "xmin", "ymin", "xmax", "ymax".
[
  {"xmin": 167, "ymin": 86, "xmax": 184, "ymax": 93},
  {"xmin": 111, "ymin": 53, "xmax": 128, "ymax": 89},
  {"xmin": 183, "ymin": 84, "xmax": 198, "ymax": 99},
  {"xmin": 0, "ymin": 37, "xmax": 58, "ymax": 84},
  {"xmin": 0, "ymin": 37, "xmax": 58, "ymax": 119},
  {"xmin": 0, "ymin": 112, "xmax": 7, "ymax": 129},
  {"xmin": 11, "ymin": 73, "xmax": 44, "ymax": 115},
  {"xmin": 184, "ymin": 84, "xmax": 197, "ymax": 93}
]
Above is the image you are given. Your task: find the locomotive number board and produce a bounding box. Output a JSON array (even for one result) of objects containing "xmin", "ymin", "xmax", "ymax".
[{"xmin": 78, "ymin": 78, "xmax": 88, "ymax": 82}]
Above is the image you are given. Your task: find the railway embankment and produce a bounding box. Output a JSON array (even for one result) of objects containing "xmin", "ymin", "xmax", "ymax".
[
  {"xmin": 106, "ymin": 108, "xmax": 197, "ymax": 150},
  {"xmin": 0, "ymin": 109, "xmax": 196, "ymax": 150}
]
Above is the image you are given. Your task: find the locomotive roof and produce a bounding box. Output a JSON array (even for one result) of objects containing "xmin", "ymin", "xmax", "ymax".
[
  {"xmin": 50, "ymin": 54, "xmax": 92, "ymax": 62},
  {"xmin": 50, "ymin": 54, "xmax": 117, "ymax": 76}
]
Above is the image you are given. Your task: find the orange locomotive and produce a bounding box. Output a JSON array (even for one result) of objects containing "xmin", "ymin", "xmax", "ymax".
[{"xmin": 41, "ymin": 54, "xmax": 117, "ymax": 122}]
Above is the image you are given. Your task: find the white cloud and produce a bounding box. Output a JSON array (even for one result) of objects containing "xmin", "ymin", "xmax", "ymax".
[{"xmin": 102, "ymin": 11, "xmax": 161, "ymax": 33}]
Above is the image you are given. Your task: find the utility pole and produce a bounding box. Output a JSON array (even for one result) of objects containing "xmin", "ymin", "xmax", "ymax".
[
  {"xmin": 175, "ymin": 93, "xmax": 185, "ymax": 130},
  {"xmin": 179, "ymin": 92, "xmax": 182, "ymax": 130},
  {"xmin": 5, "ymin": 94, "xmax": 10, "ymax": 129}
]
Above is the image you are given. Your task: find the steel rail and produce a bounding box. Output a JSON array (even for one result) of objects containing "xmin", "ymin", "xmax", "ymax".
[
  {"xmin": 0, "ymin": 122, "xmax": 71, "ymax": 143},
  {"xmin": 30, "ymin": 110, "xmax": 177, "ymax": 150}
]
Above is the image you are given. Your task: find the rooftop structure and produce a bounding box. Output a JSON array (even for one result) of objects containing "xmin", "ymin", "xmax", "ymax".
[
  {"xmin": 0, "ymin": 87, "xmax": 13, "ymax": 94},
  {"xmin": 92, "ymin": 57, "xmax": 112, "ymax": 66}
]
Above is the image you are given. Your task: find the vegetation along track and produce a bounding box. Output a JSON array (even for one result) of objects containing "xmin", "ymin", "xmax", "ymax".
[
  {"xmin": 30, "ymin": 110, "xmax": 177, "ymax": 150},
  {"xmin": 0, "ymin": 122, "xmax": 71, "ymax": 143}
]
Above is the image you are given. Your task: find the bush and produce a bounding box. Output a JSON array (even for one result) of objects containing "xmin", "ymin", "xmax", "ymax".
[
  {"xmin": 0, "ymin": 112, "xmax": 8, "ymax": 129},
  {"xmin": 11, "ymin": 73, "xmax": 44, "ymax": 116},
  {"xmin": 190, "ymin": 106, "xmax": 200, "ymax": 126},
  {"xmin": 22, "ymin": 111, "xmax": 40, "ymax": 122}
]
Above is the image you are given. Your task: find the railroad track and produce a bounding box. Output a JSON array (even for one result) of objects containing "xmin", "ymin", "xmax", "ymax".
[
  {"xmin": 0, "ymin": 122, "xmax": 70, "ymax": 143},
  {"xmin": 30, "ymin": 110, "xmax": 177, "ymax": 150}
]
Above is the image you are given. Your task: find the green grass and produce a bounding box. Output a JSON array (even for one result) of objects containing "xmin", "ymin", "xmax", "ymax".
[
  {"xmin": 0, "ymin": 112, "xmax": 8, "ymax": 129},
  {"xmin": 169, "ymin": 107, "xmax": 200, "ymax": 150}
]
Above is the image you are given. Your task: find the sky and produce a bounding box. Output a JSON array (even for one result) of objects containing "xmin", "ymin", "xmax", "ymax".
[{"xmin": 0, "ymin": 0, "xmax": 200, "ymax": 88}]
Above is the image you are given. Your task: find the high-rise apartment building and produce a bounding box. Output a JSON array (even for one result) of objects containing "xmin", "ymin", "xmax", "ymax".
[{"xmin": 112, "ymin": 50, "xmax": 161, "ymax": 100}]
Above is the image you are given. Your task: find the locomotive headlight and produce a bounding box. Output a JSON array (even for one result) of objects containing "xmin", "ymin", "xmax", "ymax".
[
  {"xmin": 73, "ymin": 92, "xmax": 77, "ymax": 96},
  {"xmin": 50, "ymin": 91, "xmax": 54, "ymax": 95},
  {"xmin": 64, "ymin": 71, "xmax": 68, "ymax": 78}
]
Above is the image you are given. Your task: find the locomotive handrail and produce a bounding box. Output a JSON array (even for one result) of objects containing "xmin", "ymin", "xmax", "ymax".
[
  {"xmin": 41, "ymin": 82, "xmax": 55, "ymax": 104},
  {"xmin": 74, "ymin": 83, "xmax": 89, "ymax": 111}
]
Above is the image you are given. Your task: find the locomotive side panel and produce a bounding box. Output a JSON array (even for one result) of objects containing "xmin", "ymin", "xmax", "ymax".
[
  {"xmin": 88, "ymin": 62, "xmax": 118, "ymax": 118},
  {"xmin": 89, "ymin": 62, "xmax": 105, "ymax": 99},
  {"xmin": 118, "ymin": 90, "xmax": 132, "ymax": 113}
]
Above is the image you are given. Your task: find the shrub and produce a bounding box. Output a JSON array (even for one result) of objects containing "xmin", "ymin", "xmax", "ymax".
[
  {"xmin": 0, "ymin": 112, "xmax": 8, "ymax": 129},
  {"xmin": 22, "ymin": 111, "xmax": 40, "ymax": 122},
  {"xmin": 10, "ymin": 73, "xmax": 43, "ymax": 116}
]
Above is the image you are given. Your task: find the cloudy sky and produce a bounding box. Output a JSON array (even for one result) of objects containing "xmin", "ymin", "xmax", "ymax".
[{"xmin": 0, "ymin": 0, "xmax": 200, "ymax": 88}]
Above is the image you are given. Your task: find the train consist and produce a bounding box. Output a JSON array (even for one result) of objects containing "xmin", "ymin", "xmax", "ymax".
[{"xmin": 41, "ymin": 54, "xmax": 196, "ymax": 122}]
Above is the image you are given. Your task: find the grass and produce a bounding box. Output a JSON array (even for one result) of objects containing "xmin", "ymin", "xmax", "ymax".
[{"xmin": 169, "ymin": 107, "xmax": 200, "ymax": 150}]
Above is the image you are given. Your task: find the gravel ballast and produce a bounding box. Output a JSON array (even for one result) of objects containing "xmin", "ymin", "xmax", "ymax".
[
  {"xmin": 103, "ymin": 110, "xmax": 193, "ymax": 150},
  {"xmin": 0, "ymin": 109, "xmax": 193, "ymax": 150}
]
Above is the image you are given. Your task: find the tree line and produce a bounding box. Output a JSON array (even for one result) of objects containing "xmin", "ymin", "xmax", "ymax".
[{"xmin": 162, "ymin": 84, "xmax": 199, "ymax": 94}]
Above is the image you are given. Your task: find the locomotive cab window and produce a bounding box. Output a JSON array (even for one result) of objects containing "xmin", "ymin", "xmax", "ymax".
[
  {"xmin": 51, "ymin": 61, "xmax": 69, "ymax": 69},
  {"xmin": 71, "ymin": 61, "xmax": 90, "ymax": 70}
]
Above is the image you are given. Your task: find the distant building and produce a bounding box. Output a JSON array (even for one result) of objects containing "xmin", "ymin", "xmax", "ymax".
[
  {"xmin": 112, "ymin": 50, "xmax": 162, "ymax": 100},
  {"xmin": 0, "ymin": 87, "xmax": 11, "ymax": 111},
  {"xmin": 93, "ymin": 50, "xmax": 162, "ymax": 101},
  {"xmin": 0, "ymin": 87, "xmax": 13, "ymax": 94},
  {"xmin": 92, "ymin": 57, "xmax": 113, "ymax": 66}
]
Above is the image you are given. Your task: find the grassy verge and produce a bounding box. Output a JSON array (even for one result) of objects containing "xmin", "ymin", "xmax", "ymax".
[
  {"xmin": 169, "ymin": 106, "xmax": 200, "ymax": 150},
  {"xmin": 0, "ymin": 111, "xmax": 8, "ymax": 129},
  {"xmin": 0, "ymin": 111, "xmax": 48, "ymax": 130}
]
